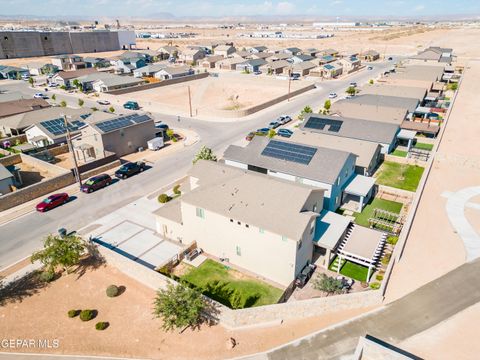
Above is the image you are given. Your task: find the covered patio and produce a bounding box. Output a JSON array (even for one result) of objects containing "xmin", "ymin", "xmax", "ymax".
[
  {"xmin": 342, "ymin": 175, "xmax": 376, "ymax": 212},
  {"xmin": 396, "ymin": 129, "xmax": 417, "ymax": 153},
  {"xmin": 336, "ymin": 225, "xmax": 387, "ymax": 282}
]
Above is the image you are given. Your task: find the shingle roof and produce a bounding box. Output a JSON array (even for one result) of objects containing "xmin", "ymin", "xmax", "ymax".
[
  {"xmin": 54, "ymin": 68, "xmax": 97, "ymax": 80},
  {"xmin": 85, "ymin": 112, "xmax": 154, "ymax": 135},
  {"xmin": 260, "ymin": 60, "xmax": 290, "ymax": 70},
  {"xmin": 93, "ymin": 75, "xmax": 144, "ymax": 88},
  {"xmin": 0, "ymin": 98, "xmax": 50, "ymax": 118},
  {"xmin": 223, "ymin": 136, "xmax": 355, "ymax": 185},
  {"xmin": 3, "ymin": 107, "xmax": 91, "ymax": 130},
  {"xmin": 338, "ymin": 94, "xmax": 419, "ymax": 112}
]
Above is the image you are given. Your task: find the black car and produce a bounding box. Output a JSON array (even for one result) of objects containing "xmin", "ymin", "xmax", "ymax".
[
  {"xmin": 295, "ymin": 263, "xmax": 317, "ymax": 288},
  {"xmin": 115, "ymin": 162, "xmax": 146, "ymax": 179},
  {"xmin": 80, "ymin": 174, "xmax": 112, "ymax": 193}
]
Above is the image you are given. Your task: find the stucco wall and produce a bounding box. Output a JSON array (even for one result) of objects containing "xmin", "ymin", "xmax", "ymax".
[{"xmin": 102, "ymin": 120, "xmax": 157, "ymax": 157}]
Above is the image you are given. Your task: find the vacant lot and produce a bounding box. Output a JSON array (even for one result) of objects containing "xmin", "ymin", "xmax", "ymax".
[
  {"xmin": 181, "ymin": 259, "xmax": 283, "ymax": 308},
  {"xmin": 121, "ymin": 74, "xmax": 311, "ymax": 117},
  {"xmin": 375, "ymin": 161, "xmax": 425, "ymax": 192}
]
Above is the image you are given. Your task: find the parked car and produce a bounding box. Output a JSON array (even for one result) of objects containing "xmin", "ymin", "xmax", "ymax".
[
  {"xmin": 277, "ymin": 115, "xmax": 292, "ymax": 125},
  {"xmin": 349, "ymin": 82, "xmax": 357, "ymax": 87},
  {"xmin": 246, "ymin": 132, "xmax": 255, "ymax": 141},
  {"xmin": 35, "ymin": 193, "xmax": 70, "ymax": 212},
  {"xmin": 328, "ymin": 92, "xmax": 337, "ymax": 99},
  {"xmin": 33, "ymin": 93, "xmax": 48, "ymax": 99},
  {"xmin": 295, "ymin": 263, "xmax": 317, "ymax": 288},
  {"xmin": 97, "ymin": 100, "xmax": 110, "ymax": 105},
  {"xmin": 277, "ymin": 129, "xmax": 293, "ymax": 138},
  {"xmin": 253, "ymin": 71, "xmax": 262, "ymax": 75},
  {"xmin": 123, "ymin": 101, "xmax": 139, "ymax": 110},
  {"xmin": 155, "ymin": 122, "xmax": 169, "ymax": 131},
  {"xmin": 367, "ymin": 66, "xmax": 373, "ymax": 70},
  {"xmin": 388, "ymin": 56, "xmax": 393, "ymax": 61},
  {"xmin": 268, "ymin": 121, "xmax": 280, "ymax": 129},
  {"xmin": 291, "ymin": 73, "xmax": 300, "ymax": 80},
  {"xmin": 115, "ymin": 161, "xmax": 146, "ymax": 179},
  {"xmin": 80, "ymin": 174, "xmax": 112, "ymax": 193},
  {"xmin": 22, "ymin": 74, "xmax": 30, "ymax": 81},
  {"xmin": 48, "ymin": 82, "xmax": 59, "ymax": 87},
  {"xmin": 255, "ymin": 128, "xmax": 270, "ymax": 136}
]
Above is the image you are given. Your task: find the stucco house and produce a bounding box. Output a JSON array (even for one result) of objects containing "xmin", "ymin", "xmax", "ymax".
[{"xmin": 214, "ymin": 45, "xmax": 236, "ymax": 57}]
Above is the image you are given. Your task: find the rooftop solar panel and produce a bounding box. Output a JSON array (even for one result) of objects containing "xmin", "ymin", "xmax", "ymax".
[
  {"xmin": 40, "ymin": 118, "xmax": 86, "ymax": 136},
  {"xmin": 95, "ymin": 114, "xmax": 152, "ymax": 133},
  {"xmin": 261, "ymin": 140, "xmax": 317, "ymax": 165},
  {"xmin": 304, "ymin": 117, "xmax": 343, "ymax": 132}
]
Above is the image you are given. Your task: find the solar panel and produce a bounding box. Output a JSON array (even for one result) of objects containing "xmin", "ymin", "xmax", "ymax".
[
  {"xmin": 95, "ymin": 114, "xmax": 151, "ymax": 133},
  {"xmin": 261, "ymin": 140, "xmax": 317, "ymax": 165},
  {"xmin": 40, "ymin": 118, "xmax": 85, "ymax": 136},
  {"xmin": 304, "ymin": 117, "xmax": 343, "ymax": 133}
]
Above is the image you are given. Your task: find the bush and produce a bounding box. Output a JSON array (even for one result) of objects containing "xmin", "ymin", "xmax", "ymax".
[
  {"xmin": 39, "ymin": 270, "xmax": 55, "ymax": 283},
  {"xmin": 158, "ymin": 194, "xmax": 171, "ymax": 204},
  {"xmin": 173, "ymin": 184, "xmax": 181, "ymax": 195},
  {"xmin": 78, "ymin": 99, "xmax": 84, "ymax": 107},
  {"xmin": 60, "ymin": 85, "xmax": 66, "ymax": 90},
  {"xmin": 382, "ymin": 253, "xmax": 392, "ymax": 266},
  {"xmin": 68, "ymin": 309, "xmax": 80, "ymax": 318},
  {"xmin": 376, "ymin": 274, "xmax": 384, "ymax": 281},
  {"xmin": 369, "ymin": 79, "xmax": 374, "ymax": 84},
  {"xmin": 370, "ymin": 282, "xmax": 381, "ymax": 290},
  {"xmin": 60, "ymin": 100, "xmax": 67, "ymax": 107},
  {"xmin": 106, "ymin": 285, "xmax": 119, "ymax": 298},
  {"xmin": 387, "ymin": 236, "xmax": 399, "ymax": 245},
  {"xmin": 108, "ymin": 106, "xmax": 115, "ymax": 113},
  {"xmin": 79, "ymin": 309, "xmax": 95, "ymax": 321},
  {"xmin": 95, "ymin": 321, "xmax": 109, "ymax": 330}
]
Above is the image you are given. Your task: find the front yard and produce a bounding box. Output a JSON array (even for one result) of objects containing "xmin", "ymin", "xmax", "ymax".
[
  {"xmin": 180, "ymin": 259, "xmax": 283, "ymax": 309},
  {"xmin": 375, "ymin": 161, "xmax": 424, "ymax": 192},
  {"xmin": 353, "ymin": 198, "xmax": 403, "ymax": 228}
]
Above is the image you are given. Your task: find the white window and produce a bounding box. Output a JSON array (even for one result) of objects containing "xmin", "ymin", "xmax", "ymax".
[
  {"xmin": 281, "ymin": 235, "xmax": 288, "ymax": 242},
  {"xmin": 196, "ymin": 207, "xmax": 205, "ymax": 219},
  {"xmin": 259, "ymin": 228, "xmax": 265, "ymax": 234},
  {"xmin": 236, "ymin": 246, "xmax": 242, "ymax": 256}
]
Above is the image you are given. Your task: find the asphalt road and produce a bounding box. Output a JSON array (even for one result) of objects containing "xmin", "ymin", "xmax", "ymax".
[{"xmin": 0, "ymin": 61, "xmax": 394, "ymax": 269}]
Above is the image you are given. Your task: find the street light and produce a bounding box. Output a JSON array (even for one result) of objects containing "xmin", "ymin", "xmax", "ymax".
[{"xmin": 62, "ymin": 114, "xmax": 82, "ymax": 188}]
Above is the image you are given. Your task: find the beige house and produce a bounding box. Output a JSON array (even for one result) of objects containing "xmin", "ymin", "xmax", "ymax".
[
  {"xmin": 214, "ymin": 45, "xmax": 236, "ymax": 57},
  {"xmin": 337, "ymin": 57, "xmax": 361, "ymax": 73},
  {"xmin": 180, "ymin": 49, "xmax": 205, "ymax": 65},
  {"xmin": 216, "ymin": 57, "xmax": 245, "ymax": 70},
  {"xmin": 154, "ymin": 160, "xmax": 325, "ymax": 287},
  {"xmin": 310, "ymin": 62, "xmax": 343, "ymax": 78},
  {"xmin": 200, "ymin": 55, "xmax": 224, "ymax": 68},
  {"xmin": 288, "ymin": 61, "xmax": 316, "ymax": 76},
  {"xmin": 361, "ymin": 50, "xmax": 380, "ymax": 62},
  {"xmin": 260, "ymin": 60, "xmax": 291, "ymax": 75}
]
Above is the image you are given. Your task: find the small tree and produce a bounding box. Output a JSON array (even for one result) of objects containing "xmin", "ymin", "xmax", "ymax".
[
  {"xmin": 312, "ymin": 274, "xmax": 344, "ymax": 295},
  {"xmin": 158, "ymin": 194, "xmax": 171, "ymax": 203},
  {"xmin": 173, "ymin": 184, "xmax": 181, "ymax": 195},
  {"xmin": 268, "ymin": 129, "xmax": 276, "ymax": 138},
  {"xmin": 28, "ymin": 77, "xmax": 34, "ymax": 87},
  {"xmin": 324, "ymin": 99, "xmax": 331, "ymax": 112},
  {"xmin": 166, "ymin": 129, "xmax": 176, "ymax": 142},
  {"xmin": 346, "ymin": 86, "xmax": 357, "ymax": 96},
  {"xmin": 78, "ymin": 99, "xmax": 84, "ymax": 107},
  {"xmin": 369, "ymin": 79, "xmax": 374, "ymax": 85},
  {"xmin": 108, "ymin": 106, "xmax": 115, "ymax": 113},
  {"xmin": 153, "ymin": 282, "xmax": 206, "ymax": 332},
  {"xmin": 72, "ymin": 79, "xmax": 82, "ymax": 91},
  {"xmin": 60, "ymin": 100, "xmax": 67, "ymax": 107},
  {"xmin": 31, "ymin": 234, "xmax": 86, "ymax": 275},
  {"xmin": 51, "ymin": 94, "xmax": 56, "ymax": 101},
  {"xmin": 193, "ymin": 146, "xmax": 217, "ymax": 164},
  {"xmin": 298, "ymin": 105, "xmax": 313, "ymax": 120},
  {"xmin": 91, "ymin": 107, "xmax": 98, "ymax": 112}
]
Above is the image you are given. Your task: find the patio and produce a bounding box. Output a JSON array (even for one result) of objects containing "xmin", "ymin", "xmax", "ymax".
[{"xmin": 342, "ymin": 175, "xmax": 376, "ymax": 212}]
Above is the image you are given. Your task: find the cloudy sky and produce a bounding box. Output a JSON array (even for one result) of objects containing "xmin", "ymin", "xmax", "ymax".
[{"xmin": 1, "ymin": 0, "xmax": 479, "ymax": 18}]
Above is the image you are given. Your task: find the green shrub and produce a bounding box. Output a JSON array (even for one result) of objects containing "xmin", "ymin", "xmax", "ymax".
[
  {"xmin": 39, "ymin": 270, "xmax": 55, "ymax": 283},
  {"xmin": 60, "ymin": 85, "xmax": 66, "ymax": 90},
  {"xmin": 382, "ymin": 253, "xmax": 392, "ymax": 266},
  {"xmin": 387, "ymin": 236, "xmax": 399, "ymax": 245},
  {"xmin": 106, "ymin": 285, "xmax": 119, "ymax": 298},
  {"xmin": 95, "ymin": 321, "xmax": 109, "ymax": 330},
  {"xmin": 79, "ymin": 309, "xmax": 95, "ymax": 321},
  {"xmin": 68, "ymin": 309, "xmax": 80, "ymax": 318},
  {"xmin": 158, "ymin": 194, "xmax": 171, "ymax": 204},
  {"xmin": 108, "ymin": 106, "xmax": 115, "ymax": 113},
  {"xmin": 90, "ymin": 107, "xmax": 98, "ymax": 112},
  {"xmin": 376, "ymin": 274, "xmax": 384, "ymax": 281},
  {"xmin": 173, "ymin": 184, "xmax": 181, "ymax": 195},
  {"xmin": 370, "ymin": 282, "xmax": 381, "ymax": 290},
  {"xmin": 60, "ymin": 100, "xmax": 67, "ymax": 107}
]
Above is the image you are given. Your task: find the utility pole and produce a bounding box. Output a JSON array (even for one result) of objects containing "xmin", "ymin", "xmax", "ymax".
[
  {"xmin": 63, "ymin": 114, "xmax": 82, "ymax": 188},
  {"xmin": 187, "ymin": 85, "xmax": 193, "ymax": 117},
  {"xmin": 287, "ymin": 67, "xmax": 292, "ymax": 102}
]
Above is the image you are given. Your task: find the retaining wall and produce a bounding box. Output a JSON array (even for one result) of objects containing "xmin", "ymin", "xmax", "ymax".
[
  {"xmin": 0, "ymin": 153, "xmax": 21, "ymax": 167},
  {"xmin": 0, "ymin": 134, "xmax": 27, "ymax": 145}
]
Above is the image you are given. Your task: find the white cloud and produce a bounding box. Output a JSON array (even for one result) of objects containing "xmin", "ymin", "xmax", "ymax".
[{"xmin": 414, "ymin": 4, "xmax": 426, "ymax": 11}]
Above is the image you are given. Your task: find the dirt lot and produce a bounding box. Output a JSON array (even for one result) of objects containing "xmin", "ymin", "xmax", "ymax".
[
  {"xmin": 0, "ymin": 263, "xmax": 374, "ymax": 360},
  {"xmin": 119, "ymin": 73, "xmax": 310, "ymax": 117}
]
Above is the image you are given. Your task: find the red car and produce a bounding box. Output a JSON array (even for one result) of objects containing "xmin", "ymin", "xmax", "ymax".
[{"xmin": 36, "ymin": 193, "xmax": 70, "ymax": 212}]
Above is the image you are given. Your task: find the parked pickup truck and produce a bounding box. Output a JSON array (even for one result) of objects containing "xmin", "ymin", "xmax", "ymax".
[{"xmin": 115, "ymin": 161, "xmax": 146, "ymax": 179}]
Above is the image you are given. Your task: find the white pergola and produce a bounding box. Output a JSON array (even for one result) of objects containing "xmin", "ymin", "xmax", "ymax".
[
  {"xmin": 343, "ymin": 175, "xmax": 376, "ymax": 212},
  {"xmin": 337, "ymin": 225, "xmax": 387, "ymax": 282},
  {"xmin": 397, "ymin": 129, "xmax": 417, "ymax": 153}
]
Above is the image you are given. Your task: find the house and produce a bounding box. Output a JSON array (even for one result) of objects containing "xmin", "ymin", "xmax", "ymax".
[
  {"xmin": 92, "ymin": 75, "xmax": 145, "ymax": 92},
  {"xmin": 310, "ymin": 62, "xmax": 343, "ymax": 78},
  {"xmin": 291, "ymin": 54, "xmax": 314, "ymax": 64},
  {"xmin": 157, "ymin": 46, "xmax": 179, "ymax": 60},
  {"xmin": 0, "ymin": 164, "xmax": 14, "ymax": 195},
  {"xmin": 133, "ymin": 63, "xmax": 168, "ymax": 78},
  {"xmin": 0, "ymin": 65, "xmax": 29, "ymax": 80},
  {"xmin": 338, "ymin": 94, "xmax": 419, "ymax": 113},
  {"xmin": 110, "ymin": 57, "xmax": 146, "ymax": 74},
  {"xmin": 51, "ymin": 68, "xmax": 97, "ymax": 88},
  {"xmin": 21, "ymin": 108, "xmax": 91, "ymax": 146},
  {"xmin": 266, "ymin": 53, "xmax": 292, "ymax": 62},
  {"xmin": 248, "ymin": 46, "xmax": 268, "ymax": 53},
  {"xmin": 0, "ymin": 98, "xmax": 50, "ymax": 120},
  {"xmin": 409, "ymin": 47, "xmax": 453, "ymax": 64},
  {"xmin": 216, "ymin": 57, "xmax": 246, "ymax": 70},
  {"xmin": 73, "ymin": 112, "xmax": 157, "ymax": 159},
  {"xmin": 360, "ymin": 50, "xmax": 380, "ymax": 62},
  {"xmin": 384, "ymin": 64, "xmax": 444, "ymax": 83},
  {"xmin": 320, "ymin": 48, "xmax": 339, "ymax": 57},
  {"xmin": 180, "ymin": 49, "xmax": 205, "ymax": 64},
  {"xmin": 330, "ymin": 100, "xmax": 409, "ymax": 126},
  {"xmin": 236, "ymin": 59, "xmax": 267, "ymax": 73},
  {"xmin": 250, "ymin": 52, "xmax": 271, "ymax": 60},
  {"xmin": 304, "ymin": 48, "xmax": 320, "ymax": 57},
  {"xmin": 223, "ymin": 136, "xmax": 357, "ymax": 211},
  {"xmin": 200, "ymin": 55, "xmax": 224, "ymax": 68},
  {"xmin": 231, "ymin": 50, "xmax": 251, "ymax": 59},
  {"xmin": 83, "ymin": 57, "xmax": 110, "ymax": 69},
  {"xmin": 360, "ymin": 84, "xmax": 427, "ymax": 102},
  {"xmin": 289, "ymin": 61, "xmax": 316, "ymax": 76},
  {"xmin": 154, "ymin": 66, "xmax": 194, "ymax": 80},
  {"xmin": 51, "ymin": 55, "xmax": 86, "ymax": 71},
  {"xmin": 337, "ymin": 57, "xmax": 361, "ymax": 73},
  {"xmin": 25, "ymin": 62, "xmax": 59, "ymax": 76},
  {"xmin": 153, "ymin": 160, "xmax": 325, "ymax": 287},
  {"xmin": 283, "ymin": 47, "xmax": 302, "ymax": 56},
  {"xmin": 260, "ymin": 60, "xmax": 290, "ymax": 75},
  {"xmin": 300, "ymin": 114, "xmax": 399, "ymax": 154},
  {"xmin": 119, "ymin": 51, "xmax": 153, "ymax": 63},
  {"xmin": 214, "ymin": 45, "xmax": 236, "ymax": 57},
  {"xmin": 317, "ymin": 55, "xmax": 336, "ymax": 64},
  {"xmin": 288, "ymin": 131, "xmax": 381, "ymax": 176},
  {"xmin": 73, "ymin": 72, "xmax": 117, "ymax": 91}
]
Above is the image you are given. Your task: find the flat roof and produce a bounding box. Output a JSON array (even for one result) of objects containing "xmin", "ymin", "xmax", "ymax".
[
  {"xmin": 387, "ymin": 64, "xmax": 444, "ymax": 82},
  {"xmin": 341, "ymin": 226, "xmax": 385, "ymax": 262},
  {"xmin": 401, "ymin": 121, "xmax": 439, "ymax": 135},
  {"xmin": 397, "ymin": 129, "xmax": 417, "ymax": 140},
  {"xmin": 341, "ymin": 94, "xmax": 419, "ymax": 113},
  {"xmin": 344, "ymin": 175, "xmax": 376, "ymax": 197},
  {"xmin": 330, "ymin": 101, "xmax": 408, "ymax": 125},
  {"xmin": 360, "ymin": 84, "xmax": 427, "ymax": 102},
  {"xmin": 313, "ymin": 210, "xmax": 351, "ymax": 250}
]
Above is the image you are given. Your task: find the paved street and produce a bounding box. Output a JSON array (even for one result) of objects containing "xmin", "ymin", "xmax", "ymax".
[{"xmin": 0, "ymin": 61, "xmax": 393, "ymax": 269}]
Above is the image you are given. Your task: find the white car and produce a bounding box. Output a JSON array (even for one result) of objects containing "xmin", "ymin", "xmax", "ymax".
[
  {"xmin": 97, "ymin": 100, "xmax": 111, "ymax": 105},
  {"xmin": 33, "ymin": 93, "xmax": 48, "ymax": 99},
  {"xmin": 328, "ymin": 92, "xmax": 337, "ymax": 99}
]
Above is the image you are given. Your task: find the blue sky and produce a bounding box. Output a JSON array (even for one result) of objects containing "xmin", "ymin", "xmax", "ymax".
[{"xmin": 1, "ymin": 0, "xmax": 479, "ymax": 18}]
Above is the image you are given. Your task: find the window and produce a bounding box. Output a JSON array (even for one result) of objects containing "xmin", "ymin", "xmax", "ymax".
[
  {"xmin": 281, "ymin": 235, "xmax": 288, "ymax": 242},
  {"xmin": 196, "ymin": 207, "xmax": 205, "ymax": 219},
  {"xmin": 236, "ymin": 246, "xmax": 242, "ymax": 256},
  {"xmin": 245, "ymin": 224, "xmax": 249, "ymax": 228},
  {"xmin": 259, "ymin": 228, "xmax": 265, "ymax": 234}
]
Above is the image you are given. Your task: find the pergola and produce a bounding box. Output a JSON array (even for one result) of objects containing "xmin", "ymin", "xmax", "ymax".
[
  {"xmin": 396, "ymin": 129, "xmax": 417, "ymax": 153},
  {"xmin": 342, "ymin": 175, "xmax": 376, "ymax": 212},
  {"xmin": 337, "ymin": 225, "xmax": 387, "ymax": 282}
]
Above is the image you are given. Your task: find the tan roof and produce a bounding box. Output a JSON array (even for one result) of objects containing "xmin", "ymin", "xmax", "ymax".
[
  {"xmin": 215, "ymin": 45, "xmax": 235, "ymax": 52},
  {"xmin": 341, "ymin": 226, "xmax": 384, "ymax": 261},
  {"xmin": 180, "ymin": 160, "xmax": 321, "ymax": 240},
  {"xmin": 201, "ymin": 55, "xmax": 224, "ymax": 63},
  {"xmin": 0, "ymin": 98, "xmax": 50, "ymax": 118},
  {"xmin": 401, "ymin": 120, "xmax": 440, "ymax": 135},
  {"xmin": 2, "ymin": 107, "xmax": 91, "ymax": 130},
  {"xmin": 387, "ymin": 64, "xmax": 444, "ymax": 82},
  {"xmin": 330, "ymin": 102, "xmax": 408, "ymax": 125},
  {"xmin": 217, "ymin": 57, "xmax": 245, "ymax": 66},
  {"xmin": 153, "ymin": 199, "xmax": 183, "ymax": 224},
  {"xmin": 379, "ymin": 78, "xmax": 433, "ymax": 91},
  {"xmin": 288, "ymin": 131, "xmax": 380, "ymax": 170},
  {"xmin": 54, "ymin": 68, "xmax": 97, "ymax": 80},
  {"xmin": 360, "ymin": 84, "xmax": 427, "ymax": 102},
  {"xmin": 260, "ymin": 60, "xmax": 290, "ymax": 70}
]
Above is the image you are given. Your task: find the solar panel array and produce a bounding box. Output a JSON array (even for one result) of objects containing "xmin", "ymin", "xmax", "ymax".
[
  {"xmin": 304, "ymin": 117, "xmax": 343, "ymax": 133},
  {"xmin": 40, "ymin": 118, "xmax": 86, "ymax": 136},
  {"xmin": 95, "ymin": 114, "xmax": 151, "ymax": 133},
  {"xmin": 261, "ymin": 140, "xmax": 317, "ymax": 165}
]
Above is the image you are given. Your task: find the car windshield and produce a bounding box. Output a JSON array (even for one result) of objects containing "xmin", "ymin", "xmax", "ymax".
[
  {"xmin": 43, "ymin": 198, "xmax": 53, "ymax": 204},
  {"xmin": 85, "ymin": 180, "xmax": 95, "ymax": 185}
]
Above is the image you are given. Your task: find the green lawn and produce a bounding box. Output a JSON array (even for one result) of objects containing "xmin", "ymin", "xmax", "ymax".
[
  {"xmin": 181, "ymin": 259, "xmax": 283, "ymax": 309},
  {"xmin": 392, "ymin": 149, "xmax": 408, "ymax": 157},
  {"xmin": 375, "ymin": 161, "xmax": 425, "ymax": 192},
  {"xmin": 353, "ymin": 198, "xmax": 403, "ymax": 228},
  {"xmin": 414, "ymin": 142, "xmax": 434, "ymax": 151},
  {"xmin": 329, "ymin": 257, "xmax": 370, "ymax": 282}
]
